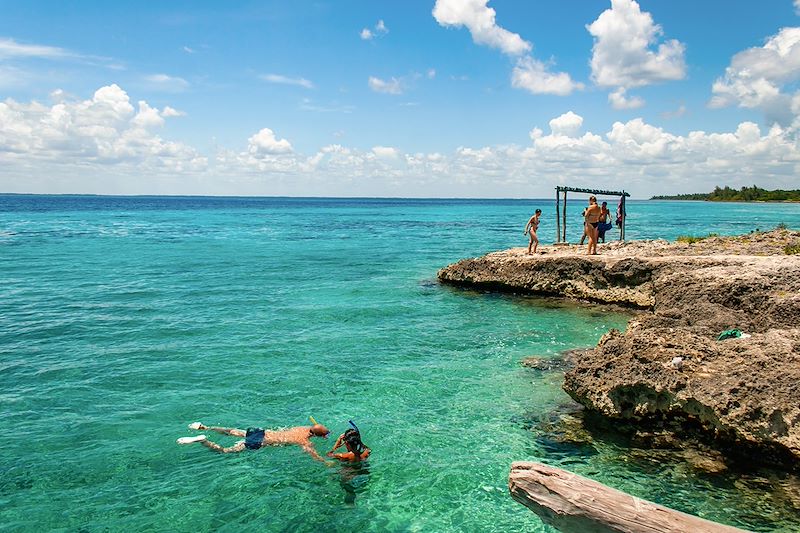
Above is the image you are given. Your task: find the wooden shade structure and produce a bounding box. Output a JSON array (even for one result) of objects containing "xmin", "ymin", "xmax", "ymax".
[{"xmin": 555, "ymin": 186, "xmax": 631, "ymax": 243}]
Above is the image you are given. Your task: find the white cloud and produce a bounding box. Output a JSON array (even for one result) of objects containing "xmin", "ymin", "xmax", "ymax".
[
  {"xmin": 144, "ymin": 74, "xmax": 190, "ymax": 92},
  {"xmin": 161, "ymin": 106, "xmax": 185, "ymax": 117},
  {"xmin": 361, "ymin": 19, "xmax": 389, "ymax": 40},
  {"xmin": 0, "ymin": 37, "xmax": 69, "ymax": 59},
  {"xmin": 432, "ymin": 0, "xmax": 531, "ymax": 56},
  {"xmin": 609, "ymin": 87, "xmax": 645, "ymax": 110},
  {"xmin": 372, "ymin": 145, "xmax": 399, "ymax": 159},
  {"xmin": 0, "ymin": 37, "xmax": 118, "ymax": 86},
  {"xmin": 260, "ymin": 73, "xmax": 314, "ymax": 89},
  {"xmin": 0, "ymin": 84, "xmax": 203, "ymax": 172},
  {"xmin": 4, "ymin": 85, "xmax": 800, "ymax": 197},
  {"xmin": 548, "ymin": 111, "xmax": 583, "ymax": 137},
  {"xmin": 368, "ymin": 76, "xmax": 403, "ymax": 94},
  {"xmin": 710, "ymin": 27, "xmax": 800, "ymax": 126},
  {"xmin": 247, "ymin": 128, "xmax": 293, "ymax": 155},
  {"xmin": 796, "ymin": 0, "xmax": 800, "ymax": 15},
  {"xmin": 182, "ymin": 46, "xmax": 195, "ymax": 54},
  {"xmin": 511, "ymin": 57, "xmax": 584, "ymax": 96},
  {"xmin": 131, "ymin": 101, "xmax": 166, "ymax": 128},
  {"xmin": 587, "ymin": 0, "xmax": 686, "ymax": 107},
  {"xmin": 432, "ymin": 1, "xmax": 578, "ymax": 98},
  {"xmin": 223, "ymin": 111, "xmax": 800, "ymax": 197},
  {"xmin": 427, "ymin": 68, "xmax": 436, "ymax": 79}
]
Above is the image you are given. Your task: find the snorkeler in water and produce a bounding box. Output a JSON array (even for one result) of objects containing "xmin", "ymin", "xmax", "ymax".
[
  {"xmin": 177, "ymin": 417, "xmax": 332, "ymax": 463},
  {"xmin": 327, "ymin": 421, "xmax": 371, "ymax": 462}
]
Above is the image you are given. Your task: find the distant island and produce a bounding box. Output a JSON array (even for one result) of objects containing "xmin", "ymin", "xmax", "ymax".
[{"xmin": 651, "ymin": 185, "xmax": 800, "ymax": 202}]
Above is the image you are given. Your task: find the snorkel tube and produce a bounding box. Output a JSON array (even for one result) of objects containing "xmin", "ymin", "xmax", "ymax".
[
  {"xmin": 348, "ymin": 420, "xmax": 360, "ymax": 433},
  {"xmin": 309, "ymin": 416, "xmax": 330, "ymax": 438}
]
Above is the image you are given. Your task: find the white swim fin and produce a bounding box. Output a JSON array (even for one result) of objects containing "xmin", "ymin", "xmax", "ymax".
[{"xmin": 188, "ymin": 422, "xmax": 203, "ymax": 430}]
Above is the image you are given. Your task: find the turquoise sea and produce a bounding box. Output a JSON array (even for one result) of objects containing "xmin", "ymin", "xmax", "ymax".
[{"xmin": 2, "ymin": 195, "xmax": 800, "ymax": 532}]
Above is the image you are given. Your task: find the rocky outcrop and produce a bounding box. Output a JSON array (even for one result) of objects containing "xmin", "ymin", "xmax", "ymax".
[{"xmin": 438, "ymin": 230, "xmax": 800, "ymax": 467}]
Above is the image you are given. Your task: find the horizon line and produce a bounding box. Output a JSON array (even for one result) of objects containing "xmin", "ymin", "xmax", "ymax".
[{"xmin": 0, "ymin": 192, "xmax": 659, "ymax": 201}]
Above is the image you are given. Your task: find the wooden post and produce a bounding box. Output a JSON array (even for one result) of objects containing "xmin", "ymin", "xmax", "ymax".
[
  {"xmin": 509, "ymin": 462, "xmax": 746, "ymax": 533},
  {"xmin": 562, "ymin": 190, "xmax": 567, "ymax": 242},
  {"xmin": 555, "ymin": 188, "xmax": 561, "ymax": 243},
  {"xmin": 621, "ymin": 193, "xmax": 627, "ymax": 241}
]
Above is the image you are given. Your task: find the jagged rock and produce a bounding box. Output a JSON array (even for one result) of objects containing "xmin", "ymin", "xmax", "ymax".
[{"xmin": 439, "ymin": 230, "xmax": 800, "ymax": 468}]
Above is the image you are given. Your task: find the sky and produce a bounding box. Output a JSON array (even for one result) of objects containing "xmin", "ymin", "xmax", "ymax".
[{"xmin": 1, "ymin": 0, "xmax": 799, "ymax": 198}]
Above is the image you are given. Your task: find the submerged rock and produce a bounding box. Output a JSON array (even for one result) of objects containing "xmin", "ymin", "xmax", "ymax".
[
  {"xmin": 521, "ymin": 348, "xmax": 588, "ymax": 372},
  {"xmin": 439, "ymin": 229, "xmax": 800, "ymax": 468}
]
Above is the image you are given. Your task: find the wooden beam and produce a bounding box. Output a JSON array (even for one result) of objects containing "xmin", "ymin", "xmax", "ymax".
[
  {"xmin": 509, "ymin": 462, "xmax": 746, "ymax": 533},
  {"xmin": 562, "ymin": 190, "xmax": 567, "ymax": 242},
  {"xmin": 556, "ymin": 186, "xmax": 631, "ymax": 197}
]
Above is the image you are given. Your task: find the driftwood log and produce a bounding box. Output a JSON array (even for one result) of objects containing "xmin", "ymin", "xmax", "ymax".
[{"xmin": 509, "ymin": 462, "xmax": 747, "ymax": 533}]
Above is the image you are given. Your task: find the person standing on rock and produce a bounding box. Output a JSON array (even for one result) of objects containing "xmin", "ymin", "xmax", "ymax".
[
  {"xmin": 598, "ymin": 201, "xmax": 610, "ymax": 243},
  {"xmin": 524, "ymin": 209, "xmax": 542, "ymax": 254},
  {"xmin": 584, "ymin": 196, "xmax": 602, "ymax": 255}
]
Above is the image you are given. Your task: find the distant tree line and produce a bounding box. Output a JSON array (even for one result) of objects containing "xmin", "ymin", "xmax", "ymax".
[{"xmin": 652, "ymin": 185, "xmax": 800, "ymax": 202}]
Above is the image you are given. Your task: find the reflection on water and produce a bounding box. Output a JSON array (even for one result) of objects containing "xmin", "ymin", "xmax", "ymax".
[{"xmin": 337, "ymin": 462, "xmax": 371, "ymax": 505}]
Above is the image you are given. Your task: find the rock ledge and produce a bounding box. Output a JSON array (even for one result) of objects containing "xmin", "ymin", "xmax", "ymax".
[{"xmin": 438, "ymin": 230, "xmax": 800, "ymax": 467}]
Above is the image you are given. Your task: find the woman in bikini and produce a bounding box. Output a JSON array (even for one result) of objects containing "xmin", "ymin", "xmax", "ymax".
[
  {"xmin": 583, "ymin": 196, "xmax": 602, "ymax": 255},
  {"xmin": 524, "ymin": 209, "xmax": 542, "ymax": 254}
]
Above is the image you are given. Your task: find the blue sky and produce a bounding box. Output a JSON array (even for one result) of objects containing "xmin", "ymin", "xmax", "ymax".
[{"xmin": 1, "ymin": 0, "xmax": 799, "ymax": 197}]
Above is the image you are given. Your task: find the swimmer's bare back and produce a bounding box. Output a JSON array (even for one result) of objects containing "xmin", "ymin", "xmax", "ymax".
[
  {"xmin": 262, "ymin": 426, "xmax": 316, "ymax": 446},
  {"xmin": 261, "ymin": 426, "xmax": 331, "ymax": 463}
]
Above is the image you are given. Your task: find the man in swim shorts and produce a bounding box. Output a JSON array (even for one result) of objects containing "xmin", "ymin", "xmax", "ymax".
[{"xmin": 177, "ymin": 421, "xmax": 331, "ymax": 462}]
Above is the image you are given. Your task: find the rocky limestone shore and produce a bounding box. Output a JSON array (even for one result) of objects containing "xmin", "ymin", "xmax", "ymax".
[{"xmin": 438, "ymin": 230, "xmax": 800, "ymax": 468}]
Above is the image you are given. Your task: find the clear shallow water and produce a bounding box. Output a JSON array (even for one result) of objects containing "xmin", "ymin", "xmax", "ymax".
[{"xmin": 1, "ymin": 195, "xmax": 799, "ymax": 532}]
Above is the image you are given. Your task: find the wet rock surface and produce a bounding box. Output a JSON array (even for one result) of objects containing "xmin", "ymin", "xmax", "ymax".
[{"xmin": 439, "ymin": 229, "xmax": 800, "ymax": 468}]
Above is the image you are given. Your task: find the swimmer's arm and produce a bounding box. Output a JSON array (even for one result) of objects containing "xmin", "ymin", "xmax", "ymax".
[
  {"xmin": 328, "ymin": 452, "xmax": 349, "ymax": 460},
  {"xmin": 302, "ymin": 444, "xmax": 329, "ymax": 463},
  {"xmin": 328, "ymin": 434, "xmax": 345, "ymax": 454},
  {"xmin": 329, "ymin": 448, "xmax": 370, "ymax": 461}
]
